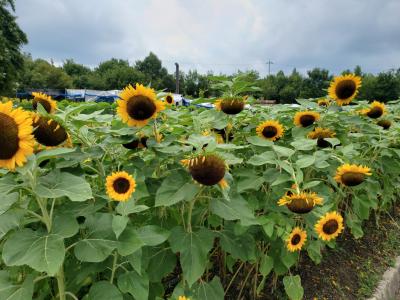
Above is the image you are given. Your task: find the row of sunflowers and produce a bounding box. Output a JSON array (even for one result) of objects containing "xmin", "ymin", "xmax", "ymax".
[{"xmin": 0, "ymin": 73, "xmax": 399, "ymax": 299}]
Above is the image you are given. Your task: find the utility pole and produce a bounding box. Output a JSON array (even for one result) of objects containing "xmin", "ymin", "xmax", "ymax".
[
  {"xmin": 266, "ymin": 60, "xmax": 274, "ymax": 76},
  {"xmin": 175, "ymin": 62, "xmax": 180, "ymax": 94}
]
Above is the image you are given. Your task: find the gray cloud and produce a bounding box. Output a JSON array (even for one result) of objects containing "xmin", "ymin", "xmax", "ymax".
[{"xmin": 15, "ymin": 0, "xmax": 400, "ymax": 75}]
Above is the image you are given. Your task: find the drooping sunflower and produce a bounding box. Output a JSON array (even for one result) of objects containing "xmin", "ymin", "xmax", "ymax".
[
  {"xmin": 122, "ymin": 136, "xmax": 148, "ymax": 149},
  {"xmin": 328, "ymin": 74, "xmax": 362, "ymax": 106},
  {"xmin": 256, "ymin": 120, "xmax": 284, "ymax": 141},
  {"xmin": 165, "ymin": 94, "xmax": 174, "ymax": 105},
  {"xmin": 31, "ymin": 92, "xmax": 57, "ymax": 114},
  {"xmin": 286, "ymin": 227, "xmax": 307, "ymax": 252},
  {"xmin": 315, "ymin": 211, "xmax": 344, "ymax": 241},
  {"xmin": 377, "ymin": 119, "xmax": 391, "ymax": 130},
  {"xmin": 32, "ymin": 114, "xmax": 70, "ymax": 148},
  {"xmin": 106, "ymin": 171, "xmax": 136, "ymax": 201},
  {"xmin": 294, "ymin": 111, "xmax": 320, "ymax": 127},
  {"xmin": 362, "ymin": 101, "xmax": 386, "ymax": 119},
  {"xmin": 117, "ymin": 84, "xmax": 165, "ymax": 127},
  {"xmin": 0, "ymin": 102, "xmax": 35, "ymax": 170},
  {"xmin": 181, "ymin": 154, "xmax": 228, "ymax": 188},
  {"xmin": 308, "ymin": 127, "xmax": 336, "ymax": 148},
  {"xmin": 334, "ymin": 164, "xmax": 372, "ymax": 187},
  {"xmin": 215, "ymin": 97, "xmax": 245, "ymax": 115},
  {"xmin": 278, "ymin": 192, "xmax": 323, "ymax": 214},
  {"xmin": 317, "ymin": 98, "xmax": 330, "ymax": 107}
]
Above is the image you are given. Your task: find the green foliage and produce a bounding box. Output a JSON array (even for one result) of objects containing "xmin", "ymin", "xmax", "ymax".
[
  {"xmin": 1, "ymin": 77, "xmax": 400, "ymax": 300},
  {"xmin": 0, "ymin": 0, "xmax": 27, "ymax": 94}
]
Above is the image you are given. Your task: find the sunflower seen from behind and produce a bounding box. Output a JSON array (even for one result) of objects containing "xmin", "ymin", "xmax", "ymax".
[
  {"xmin": 0, "ymin": 102, "xmax": 35, "ymax": 170},
  {"xmin": 377, "ymin": 119, "xmax": 391, "ymax": 130},
  {"xmin": 286, "ymin": 227, "xmax": 307, "ymax": 252},
  {"xmin": 32, "ymin": 92, "xmax": 57, "ymax": 114},
  {"xmin": 334, "ymin": 164, "xmax": 371, "ymax": 187},
  {"xmin": 294, "ymin": 111, "xmax": 320, "ymax": 127},
  {"xmin": 315, "ymin": 211, "xmax": 344, "ymax": 241},
  {"xmin": 215, "ymin": 97, "xmax": 245, "ymax": 115},
  {"xmin": 328, "ymin": 74, "xmax": 361, "ymax": 106},
  {"xmin": 181, "ymin": 153, "xmax": 228, "ymax": 189},
  {"xmin": 117, "ymin": 84, "xmax": 165, "ymax": 127},
  {"xmin": 106, "ymin": 171, "xmax": 136, "ymax": 201},
  {"xmin": 256, "ymin": 120, "xmax": 284, "ymax": 141}
]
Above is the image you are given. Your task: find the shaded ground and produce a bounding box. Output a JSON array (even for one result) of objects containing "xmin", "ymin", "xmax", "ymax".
[{"xmin": 295, "ymin": 206, "xmax": 400, "ymax": 300}]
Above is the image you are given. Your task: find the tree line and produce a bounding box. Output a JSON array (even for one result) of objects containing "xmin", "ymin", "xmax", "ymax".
[{"xmin": 1, "ymin": 0, "xmax": 399, "ymax": 103}]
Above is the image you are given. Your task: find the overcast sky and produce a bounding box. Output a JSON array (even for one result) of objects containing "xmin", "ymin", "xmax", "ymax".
[{"xmin": 15, "ymin": 0, "xmax": 400, "ymax": 76}]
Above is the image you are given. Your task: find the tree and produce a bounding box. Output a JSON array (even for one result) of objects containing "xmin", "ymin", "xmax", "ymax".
[
  {"xmin": 358, "ymin": 71, "xmax": 399, "ymax": 102},
  {"xmin": 299, "ymin": 68, "xmax": 331, "ymax": 99},
  {"xmin": 63, "ymin": 59, "xmax": 92, "ymax": 88},
  {"xmin": 0, "ymin": 0, "xmax": 28, "ymax": 94},
  {"xmin": 19, "ymin": 55, "xmax": 73, "ymax": 89}
]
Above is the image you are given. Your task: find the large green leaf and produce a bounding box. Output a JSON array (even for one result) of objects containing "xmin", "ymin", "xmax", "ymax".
[
  {"xmin": 35, "ymin": 171, "xmax": 92, "ymax": 202},
  {"xmin": 117, "ymin": 271, "xmax": 149, "ymax": 300},
  {"xmin": 193, "ymin": 276, "xmax": 224, "ymax": 300},
  {"xmin": 169, "ymin": 227, "xmax": 214, "ymax": 287},
  {"xmin": 2, "ymin": 229, "xmax": 65, "ymax": 275},
  {"xmin": 0, "ymin": 272, "xmax": 34, "ymax": 300},
  {"xmin": 36, "ymin": 148, "xmax": 76, "ymax": 164},
  {"xmin": 283, "ymin": 275, "xmax": 304, "ymax": 300},
  {"xmin": 116, "ymin": 202, "xmax": 149, "ymax": 216},
  {"xmin": 117, "ymin": 227, "xmax": 144, "ymax": 256},
  {"xmin": 155, "ymin": 174, "xmax": 200, "ymax": 207},
  {"xmin": 51, "ymin": 215, "xmax": 79, "ymax": 238},
  {"xmin": 136, "ymin": 225, "xmax": 170, "ymax": 246},
  {"xmin": 0, "ymin": 192, "xmax": 19, "ymax": 214},
  {"xmin": 88, "ymin": 281, "xmax": 123, "ymax": 300},
  {"xmin": 0, "ymin": 209, "xmax": 24, "ymax": 239}
]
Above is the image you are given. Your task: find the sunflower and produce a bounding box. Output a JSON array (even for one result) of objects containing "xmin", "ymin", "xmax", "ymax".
[
  {"xmin": 178, "ymin": 297, "xmax": 190, "ymax": 300},
  {"xmin": 317, "ymin": 99, "xmax": 330, "ymax": 107},
  {"xmin": 117, "ymin": 84, "xmax": 165, "ymax": 127},
  {"xmin": 278, "ymin": 192, "xmax": 323, "ymax": 214},
  {"xmin": 0, "ymin": 102, "xmax": 35, "ymax": 170},
  {"xmin": 362, "ymin": 101, "xmax": 386, "ymax": 119},
  {"xmin": 377, "ymin": 119, "xmax": 391, "ymax": 130},
  {"xmin": 181, "ymin": 154, "xmax": 228, "ymax": 188},
  {"xmin": 106, "ymin": 171, "xmax": 136, "ymax": 201},
  {"xmin": 165, "ymin": 94, "xmax": 174, "ymax": 105},
  {"xmin": 31, "ymin": 92, "xmax": 57, "ymax": 114},
  {"xmin": 256, "ymin": 120, "xmax": 284, "ymax": 141},
  {"xmin": 328, "ymin": 74, "xmax": 362, "ymax": 106},
  {"xmin": 213, "ymin": 126, "xmax": 234, "ymax": 142},
  {"xmin": 294, "ymin": 111, "xmax": 320, "ymax": 127},
  {"xmin": 308, "ymin": 127, "xmax": 336, "ymax": 148},
  {"xmin": 334, "ymin": 164, "xmax": 372, "ymax": 186},
  {"xmin": 286, "ymin": 227, "xmax": 307, "ymax": 252},
  {"xmin": 202, "ymin": 130, "xmax": 224, "ymax": 144},
  {"xmin": 122, "ymin": 136, "xmax": 148, "ymax": 149},
  {"xmin": 315, "ymin": 211, "xmax": 344, "ymax": 241},
  {"xmin": 32, "ymin": 115, "xmax": 70, "ymax": 147},
  {"xmin": 215, "ymin": 97, "xmax": 245, "ymax": 115}
]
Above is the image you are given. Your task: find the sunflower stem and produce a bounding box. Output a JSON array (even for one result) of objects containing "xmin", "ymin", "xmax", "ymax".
[
  {"xmin": 110, "ymin": 251, "xmax": 118, "ymax": 284},
  {"xmin": 56, "ymin": 266, "xmax": 66, "ymax": 300},
  {"xmin": 186, "ymin": 187, "xmax": 204, "ymax": 233}
]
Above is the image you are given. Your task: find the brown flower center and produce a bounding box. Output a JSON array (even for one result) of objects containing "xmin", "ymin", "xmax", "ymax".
[
  {"xmin": 33, "ymin": 99, "xmax": 52, "ymax": 113},
  {"xmin": 335, "ymin": 80, "xmax": 356, "ymax": 100},
  {"xmin": 0, "ymin": 113, "xmax": 20, "ymax": 160},
  {"xmin": 377, "ymin": 120, "xmax": 391, "ymax": 129},
  {"xmin": 126, "ymin": 96, "xmax": 156, "ymax": 120},
  {"xmin": 322, "ymin": 220, "xmax": 339, "ymax": 235},
  {"xmin": 287, "ymin": 196, "xmax": 314, "ymax": 214},
  {"xmin": 341, "ymin": 172, "xmax": 365, "ymax": 186},
  {"xmin": 189, "ymin": 155, "xmax": 226, "ymax": 186},
  {"xmin": 33, "ymin": 117, "xmax": 68, "ymax": 147},
  {"xmin": 317, "ymin": 138, "xmax": 331, "ymax": 148},
  {"xmin": 367, "ymin": 107, "xmax": 383, "ymax": 119},
  {"xmin": 113, "ymin": 177, "xmax": 130, "ymax": 194},
  {"xmin": 299, "ymin": 115, "xmax": 316, "ymax": 127},
  {"xmin": 220, "ymin": 99, "xmax": 244, "ymax": 115},
  {"xmin": 262, "ymin": 126, "xmax": 278, "ymax": 138},
  {"xmin": 291, "ymin": 234, "xmax": 301, "ymax": 245},
  {"xmin": 166, "ymin": 96, "xmax": 173, "ymax": 104}
]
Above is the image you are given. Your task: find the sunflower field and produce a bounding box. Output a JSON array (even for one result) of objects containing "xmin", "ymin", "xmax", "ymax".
[{"xmin": 0, "ymin": 74, "xmax": 399, "ymax": 300}]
